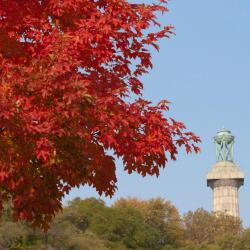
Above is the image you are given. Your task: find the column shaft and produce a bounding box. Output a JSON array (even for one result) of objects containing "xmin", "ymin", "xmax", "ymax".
[{"xmin": 213, "ymin": 185, "xmax": 239, "ymax": 217}]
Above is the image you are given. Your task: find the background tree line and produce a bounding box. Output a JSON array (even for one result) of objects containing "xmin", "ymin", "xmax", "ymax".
[{"xmin": 0, "ymin": 197, "xmax": 249, "ymax": 250}]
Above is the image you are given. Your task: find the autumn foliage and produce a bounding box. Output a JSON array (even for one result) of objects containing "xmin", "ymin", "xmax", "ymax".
[{"xmin": 0, "ymin": 0, "xmax": 200, "ymax": 229}]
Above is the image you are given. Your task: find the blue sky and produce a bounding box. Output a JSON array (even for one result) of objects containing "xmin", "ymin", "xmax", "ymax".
[{"xmin": 65, "ymin": 0, "xmax": 250, "ymax": 226}]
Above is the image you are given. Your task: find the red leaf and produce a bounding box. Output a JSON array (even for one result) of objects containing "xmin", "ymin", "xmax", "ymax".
[{"xmin": 0, "ymin": 0, "xmax": 200, "ymax": 231}]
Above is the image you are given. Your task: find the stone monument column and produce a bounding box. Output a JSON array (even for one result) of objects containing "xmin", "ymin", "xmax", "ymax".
[{"xmin": 207, "ymin": 128, "xmax": 244, "ymax": 217}]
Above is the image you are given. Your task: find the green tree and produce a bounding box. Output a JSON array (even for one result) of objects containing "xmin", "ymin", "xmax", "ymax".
[
  {"xmin": 50, "ymin": 197, "xmax": 160, "ymax": 249},
  {"xmin": 0, "ymin": 202, "xmax": 44, "ymax": 250},
  {"xmin": 219, "ymin": 229, "xmax": 250, "ymax": 250},
  {"xmin": 183, "ymin": 208, "xmax": 242, "ymax": 246},
  {"xmin": 239, "ymin": 229, "xmax": 250, "ymax": 250},
  {"xmin": 218, "ymin": 234, "xmax": 240, "ymax": 250},
  {"xmin": 114, "ymin": 197, "xmax": 184, "ymax": 248}
]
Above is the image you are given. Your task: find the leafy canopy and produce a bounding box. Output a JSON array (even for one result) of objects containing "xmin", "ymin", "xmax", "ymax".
[
  {"xmin": 114, "ymin": 197, "xmax": 184, "ymax": 248},
  {"xmin": 0, "ymin": 0, "xmax": 200, "ymax": 230}
]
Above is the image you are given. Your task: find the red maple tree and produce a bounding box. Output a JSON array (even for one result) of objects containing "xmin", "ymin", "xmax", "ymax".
[{"xmin": 0, "ymin": 0, "xmax": 200, "ymax": 230}]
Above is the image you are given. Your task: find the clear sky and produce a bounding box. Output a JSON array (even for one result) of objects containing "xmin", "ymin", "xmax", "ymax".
[{"xmin": 64, "ymin": 0, "xmax": 250, "ymax": 226}]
